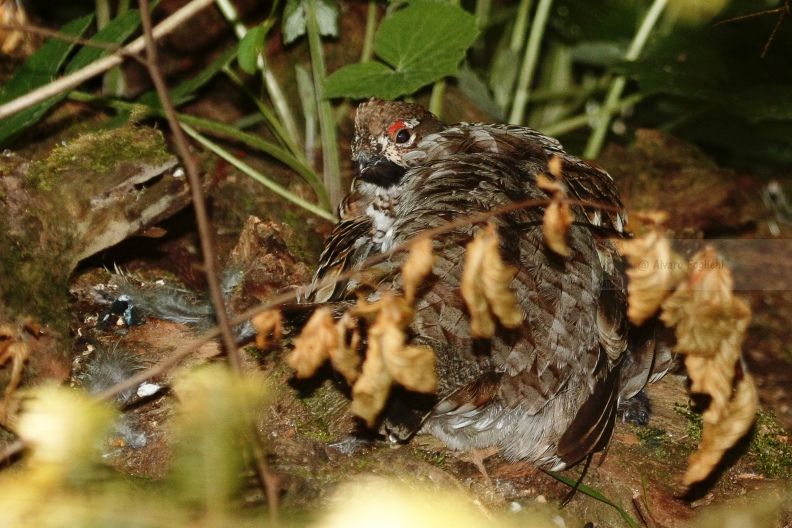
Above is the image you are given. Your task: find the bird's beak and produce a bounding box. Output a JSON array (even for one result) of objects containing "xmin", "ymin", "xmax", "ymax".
[
  {"xmin": 356, "ymin": 150, "xmax": 373, "ymax": 175},
  {"xmin": 355, "ymin": 150, "xmax": 405, "ymax": 187}
]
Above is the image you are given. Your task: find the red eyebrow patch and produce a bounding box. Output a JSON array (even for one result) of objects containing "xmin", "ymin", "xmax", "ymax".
[{"xmin": 387, "ymin": 120, "xmax": 407, "ymax": 139}]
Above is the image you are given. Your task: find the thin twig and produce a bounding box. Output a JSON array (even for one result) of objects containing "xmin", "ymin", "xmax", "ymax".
[
  {"xmin": 0, "ymin": 0, "xmax": 216, "ymax": 120},
  {"xmin": 0, "ymin": 22, "xmax": 125, "ymax": 51},
  {"xmin": 138, "ymin": 0, "xmax": 280, "ymax": 520},
  {"xmin": 137, "ymin": 0, "xmax": 240, "ymax": 372}
]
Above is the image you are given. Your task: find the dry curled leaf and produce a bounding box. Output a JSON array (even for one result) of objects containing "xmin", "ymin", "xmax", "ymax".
[
  {"xmin": 660, "ymin": 248, "xmax": 749, "ymax": 357},
  {"xmin": 658, "ymin": 247, "xmax": 757, "ymax": 487},
  {"xmin": 547, "ymin": 155, "xmax": 563, "ymax": 178},
  {"xmin": 350, "ymin": 331, "xmax": 391, "ymax": 427},
  {"xmin": 385, "ymin": 345, "xmax": 436, "ymax": 395},
  {"xmin": 287, "ymin": 307, "xmax": 337, "ymax": 378},
  {"xmin": 251, "ymin": 310, "xmax": 283, "ymax": 349},
  {"xmin": 616, "ymin": 219, "xmax": 686, "ymax": 326},
  {"xmin": 461, "ymin": 223, "xmax": 523, "ymax": 338},
  {"xmin": 0, "ymin": 322, "xmax": 38, "ymax": 397},
  {"xmin": 543, "ymin": 200, "xmax": 573, "ymax": 257},
  {"xmin": 536, "ymin": 173, "xmax": 572, "ymax": 256},
  {"xmin": 0, "ymin": 0, "xmax": 37, "ymax": 56},
  {"xmin": 350, "ymin": 293, "xmax": 437, "ymax": 426},
  {"xmin": 684, "ymin": 369, "xmax": 757, "ymax": 486},
  {"xmin": 351, "ymin": 294, "xmax": 411, "ymax": 426},
  {"xmin": 536, "ymin": 173, "xmax": 563, "ymax": 193},
  {"xmin": 402, "ymin": 238, "xmax": 437, "ymax": 304},
  {"xmin": 330, "ymin": 312, "xmax": 362, "ymax": 385}
]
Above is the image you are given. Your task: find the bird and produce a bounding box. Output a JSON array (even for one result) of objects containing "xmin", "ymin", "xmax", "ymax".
[{"xmin": 307, "ymin": 98, "xmax": 668, "ymax": 470}]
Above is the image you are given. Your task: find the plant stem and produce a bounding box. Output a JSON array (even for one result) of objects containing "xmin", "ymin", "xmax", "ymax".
[
  {"xmin": 214, "ymin": 0, "xmax": 302, "ymax": 151},
  {"xmin": 429, "ymin": 80, "xmax": 446, "ymax": 119},
  {"xmin": 183, "ymin": 124, "xmax": 337, "ymax": 222},
  {"xmin": 508, "ymin": 0, "xmax": 553, "ymax": 124},
  {"xmin": 510, "ymin": 0, "xmax": 533, "ymax": 52},
  {"xmin": 541, "ymin": 92, "xmax": 643, "ymax": 138},
  {"xmin": 138, "ymin": 0, "xmax": 240, "ymax": 384},
  {"xmin": 223, "ymin": 66, "xmax": 303, "ymax": 158},
  {"xmin": 361, "ymin": 0, "xmax": 378, "ymax": 62},
  {"xmin": 95, "ymin": 0, "xmax": 111, "ymax": 29},
  {"xmin": 583, "ymin": 0, "xmax": 669, "ymax": 159},
  {"xmin": 306, "ymin": 0, "xmax": 343, "ymax": 209},
  {"xmin": 475, "ymin": 0, "xmax": 491, "ymax": 29}
]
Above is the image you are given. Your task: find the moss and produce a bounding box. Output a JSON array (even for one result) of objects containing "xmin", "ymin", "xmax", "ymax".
[
  {"xmin": 0, "ymin": 215, "xmax": 74, "ymax": 334},
  {"xmin": 747, "ymin": 409, "xmax": 792, "ymax": 479},
  {"xmin": 636, "ymin": 426, "xmax": 667, "ymax": 444},
  {"xmin": 26, "ymin": 124, "xmax": 171, "ymax": 191},
  {"xmin": 674, "ymin": 402, "xmax": 704, "ymax": 443},
  {"xmin": 295, "ymin": 416, "xmax": 334, "ymax": 443},
  {"xmin": 412, "ymin": 448, "xmax": 447, "ymax": 468}
]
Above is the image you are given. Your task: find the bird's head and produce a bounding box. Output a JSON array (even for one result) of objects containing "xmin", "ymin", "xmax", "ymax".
[{"xmin": 352, "ymin": 98, "xmax": 445, "ymax": 187}]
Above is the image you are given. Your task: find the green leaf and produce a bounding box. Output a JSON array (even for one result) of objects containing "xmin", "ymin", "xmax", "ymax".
[
  {"xmin": 0, "ymin": 14, "xmax": 94, "ymax": 147},
  {"xmin": 65, "ymin": 9, "xmax": 143, "ymax": 74},
  {"xmin": 544, "ymin": 470, "xmax": 641, "ymax": 528},
  {"xmin": 238, "ymin": 25, "xmax": 266, "ymax": 74},
  {"xmin": 325, "ymin": 2, "xmax": 478, "ymax": 99},
  {"xmin": 282, "ymin": 0, "xmax": 338, "ymax": 45}
]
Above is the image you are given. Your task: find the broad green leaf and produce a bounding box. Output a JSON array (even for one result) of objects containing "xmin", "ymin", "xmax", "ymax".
[
  {"xmin": 325, "ymin": 2, "xmax": 478, "ymax": 99},
  {"xmin": 282, "ymin": 0, "xmax": 339, "ymax": 45},
  {"xmin": 65, "ymin": 9, "xmax": 143, "ymax": 74},
  {"xmin": 325, "ymin": 61, "xmax": 402, "ymax": 99},
  {"xmin": 238, "ymin": 25, "xmax": 267, "ymax": 74},
  {"xmin": 0, "ymin": 14, "xmax": 94, "ymax": 147}
]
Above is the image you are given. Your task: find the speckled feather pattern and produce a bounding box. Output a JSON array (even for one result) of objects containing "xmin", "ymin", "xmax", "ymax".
[{"xmin": 307, "ymin": 98, "xmax": 664, "ymax": 468}]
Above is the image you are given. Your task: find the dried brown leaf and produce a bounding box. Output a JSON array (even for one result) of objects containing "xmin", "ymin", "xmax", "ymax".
[
  {"xmin": 351, "ymin": 294, "xmax": 409, "ymax": 426},
  {"xmin": 251, "ymin": 309, "xmax": 283, "ymax": 349},
  {"xmin": 462, "ymin": 223, "xmax": 522, "ymax": 337},
  {"xmin": 329, "ymin": 312, "xmax": 362, "ymax": 385},
  {"xmin": 683, "ymin": 370, "xmax": 757, "ymax": 486},
  {"xmin": 402, "ymin": 238, "xmax": 437, "ymax": 304},
  {"xmin": 461, "ymin": 227, "xmax": 495, "ymax": 338},
  {"xmin": 0, "ymin": 341, "xmax": 28, "ymax": 396},
  {"xmin": 536, "ymin": 173, "xmax": 563, "ymax": 193},
  {"xmin": 660, "ymin": 248, "xmax": 749, "ymax": 357},
  {"xmin": 548, "ymin": 155, "xmax": 563, "ymax": 178},
  {"xmin": 385, "ymin": 345, "xmax": 437, "ymax": 394},
  {"xmin": 287, "ymin": 307, "xmax": 337, "ymax": 378},
  {"xmin": 543, "ymin": 199, "xmax": 573, "ymax": 257},
  {"xmin": 480, "ymin": 224, "xmax": 523, "ymax": 329},
  {"xmin": 350, "ymin": 293, "xmax": 437, "ymax": 426},
  {"xmin": 657, "ymin": 247, "xmax": 757, "ymax": 487},
  {"xmin": 617, "ymin": 226, "xmax": 686, "ymax": 326},
  {"xmin": 351, "ymin": 325, "xmax": 392, "ymax": 427},
  {"xmin": 536, "ymin": 173, "xmax": 572, "ymax": 256}
]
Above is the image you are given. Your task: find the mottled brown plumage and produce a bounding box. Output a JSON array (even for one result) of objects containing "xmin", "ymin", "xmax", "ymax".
[{"xmin": 307, "ymin": 98, "xmax": 667, "ymax": 469}]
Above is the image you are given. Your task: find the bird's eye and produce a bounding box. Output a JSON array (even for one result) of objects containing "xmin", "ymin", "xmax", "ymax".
[{"xmin": 394, "ymin": 128, "xmax": 411, "ymax": 144}]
